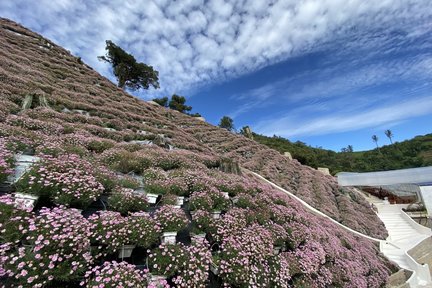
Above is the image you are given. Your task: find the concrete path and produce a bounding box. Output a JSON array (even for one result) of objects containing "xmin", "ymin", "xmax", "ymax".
[{"xmin": 375, "ymin": 200, "xmax": 432, "ymax": 287}]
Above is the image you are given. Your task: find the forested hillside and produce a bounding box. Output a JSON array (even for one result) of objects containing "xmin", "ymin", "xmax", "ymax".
[{"xmin": 253, "ymin": 133, "xmax": 432, "ymax": 174}]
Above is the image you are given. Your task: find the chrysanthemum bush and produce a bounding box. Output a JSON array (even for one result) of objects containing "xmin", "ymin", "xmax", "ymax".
[
  {"xmin": 81, "ymin": 261, "xmax": 148, "ymax": 288},
  {"xmin": 88, "ymin": 211, "xmax": 130, "ymax": 256},
  {"xmin": 190, "ymin": 210, "xmax": 214, "ymax": 235},
  {"xmin": 107, "ymin": 187, "xmax": 149, "ymax": 214},
  {"xmin": 189, "ymin": 189, "xmax": 230, "ymax": 212},
  {"xmin": 216, "ymin": 224, "xmax": 274, "ymax": 286},
  {"xmin": 129, "ymin": 212, "xmax": 161, "ymax": 248},
  {"xmin": 16, "ymin": 153, "xmax": 104, "ymax": 208},
  {"xmin": 0, "ymin": 194, "xmax": 31, "ymax": 244},
  {"xmin": 172, "ymin": 240, "xmax": 212, "ymax": 287},
  {"xmin": 148, "ymin": 243, "xmax": 187, "ymax": 278},
  {"xmin": 148, "ymin": 241, "xmax": 211, "ymax": 287},
  {"xmin": 153, "ymin": 205, "xmax": 189, "ymax": 232},
  {"xmin": 0, "ymin": 206, "xmax": 93, "ymax": 287},
  {"xmin": 0, "ymin": 138, "xmax": 14, "ymax": 183}
]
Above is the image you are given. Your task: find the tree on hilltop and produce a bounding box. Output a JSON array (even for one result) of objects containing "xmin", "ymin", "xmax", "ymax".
[
  {"xmin": 219, "ymin": 116, "xmax": 234, "ymax": 131},
  {"xmin": 168, "ymin": 94, "xmax": 192, "ymax": 113},
  {"xmin": 385, "ymin": 129, "xmax": 394, "ymax": 144},
  {"xmin": 372, "ymin": 135, "xmax": 380, "ymax": 150},
  {"xmin": 98, "ymin": 40, "xmax": 159, "ymax": 91},
  {"xmin": 152, "ymin": 96, "xmax": 169, "ymax": 107}
]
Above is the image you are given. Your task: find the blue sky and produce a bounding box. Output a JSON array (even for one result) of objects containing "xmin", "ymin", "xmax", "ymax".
[{"xmin": 1, "ymin": 0, "xmax": 432, "ymax": 151}]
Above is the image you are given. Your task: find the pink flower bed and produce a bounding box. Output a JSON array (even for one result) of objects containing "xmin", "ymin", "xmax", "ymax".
[
  {"xmin": 0, "ymin": 206, "xmax": 93, "ymax": 287},
  {"xmin": 16, "ymin": 154, "xmax": 104, "ymax": 208},
  {"xmin": 82, "ymin": 261, "xmax": 148, "ymax": 287}
]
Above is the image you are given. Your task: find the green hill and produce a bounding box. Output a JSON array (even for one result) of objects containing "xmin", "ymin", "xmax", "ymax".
[{"xmin": 252, "ymin": 133, "xmax": 432, "ymax": 174}]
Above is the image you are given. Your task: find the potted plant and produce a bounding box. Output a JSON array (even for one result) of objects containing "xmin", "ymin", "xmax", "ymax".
[
  {"xmin": 82, "ymin": 261, "xmax": 148, "ymax": 287},
  {"xmin": 171, "ymin": 241, "xmax": 212, "ymax": 287},
  {"xmin": 189, "ymin": 191, "xmax": 213, "ymax": 213},
  {"xmin": 160, "ymin": 193, "xmax": 180, "ymax": 208},
  {"xmin": 129, "ymin": 212, "xmax": 161, "ymax": 248},
  {"xmin": 147, "ymin": 243, "xmax": 186, "ymax": 279},
  {"xmin": 153, "ymin": 206, "xmax": 188, "ymax": 244},
  {"xmin": 0, "ymin": 138, "xmax": 14, "ymax": 184},
  {"xmin": 15, "ymin": 154, "xmax": 104, "ymax": 209},
  {"xmin": 142, "ymin": 168, "xmax": 168, "ymax": 204},
  {"xmin": 107, "ymin": 187, "xmax": 149, "ymax": 214},
  {"xmin": 88, "ymin": 211, "xmax": 133, "ymax": 258},
  {"xmin": 0, "ymin": 194, "xmax": 31, "ymax": 243},
  {"xmin": 0, "ymin": 206, "xmax": 93, "ymax": 287},
  {"xmin": 211, "ymin": 190, "xmax": 230, "ymax": 216},
  {"xmin": 190, "ymin": 210, "xmax": 214, "ymax": 242}
]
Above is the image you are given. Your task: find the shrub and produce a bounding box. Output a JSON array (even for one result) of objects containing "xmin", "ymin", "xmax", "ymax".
[
  {"xmin": 107, "ymin": 188, "xmax": 149, "ymax": 214},
  {"xmin": 172, "ymin": 240, "xmax": 212, "ymax": 287},
  {"xmin": 190, "ymin": 210, "xmax": 214, "ymax": 235},
  {"xmin": 129, "ymin": 212, "xmax": 161, "ymax": 248},
  {"xmin": 86, "ymin": 139, "xmax": 115, "ymax": 153},
  {"xmin": 0, "ymin": 207, "xmax": 93, "ymax": 287},
  {"xmin": 147, "ymin": 244, "xmax": 187, "ymax": 277},
  {"xmin": 217, "ymin": 225, "xmax": 273, "ymax": 286},
  {"xmin": 189, "ymin": 189, "xmax": 230, "ymax": 212},
  {"xmin": 0, "ymin": 138, "xmax": 14, "ymax": 183},
  {"xmin": 189, "ymin": 191, "xmax": 213, "ymax": 211},
  {"xmin": 88, "ymin": 211, "xmax": 130, "ymax": 256},
  {"xmin": 15, "ymin": 154, "xmax": 104, "ymax": 209},
  {"xmin": 82, "ymin": 261, "xmax": 148, "ymax": 287},
  {"xmin": 160, "ymin": 193, "xmax": 178, "ymax": 206},
  {"xmin": 153, "ymin": 206, "xmax": 188, "ymax": 232},
  {"xmin": 0, "ymin": 194, "xmax": 31, "ymax": 243}
]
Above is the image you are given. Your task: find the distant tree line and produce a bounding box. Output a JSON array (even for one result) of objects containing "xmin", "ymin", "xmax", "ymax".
[{"xmin": 252, "ymin": 131, "xmax": 432, "ymax": 175}]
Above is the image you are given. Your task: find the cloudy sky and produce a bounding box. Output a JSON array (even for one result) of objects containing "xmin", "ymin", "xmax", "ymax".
[{"xmin": 1, "ymin": 0, "xmax": 432, "ymax": 151}]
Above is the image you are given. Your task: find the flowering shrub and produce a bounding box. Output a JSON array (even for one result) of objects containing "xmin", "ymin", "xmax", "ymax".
[
  {"xmin": 154, "ymin": 205, "xmax": 189, "ymax": 232},
  {"xmin": 129, "ymin": 212, "xmax": 161, "ymax": 248},
  {"xmin": 0, "ymin": 206, "xmax": 93, "ymax": 287},
  {"xmin": 88, "ymin": 211, "xmax": 130, "ymax": 255},
  {"xmin": 217, "ymin": 225, "xmax": 274, "ymax": 286},
  {"xmin": 172, "ymin": 240, "xmax": 212, "ymax": 287},
  {"xmin": 0, "ymin": 194, "xmax": 31, "ymax": 243},
  {"xmin": 160, "ymin": 193, "xmax": 178, "ymax": 206},
  {"xmin": 82, "ymin": 261, "xmax": 148, "ymax": 287},
  {"xmin": 0, "ymin": 138, "xmax": 14, "ymax": 183},
  {"xmin": 147, "ymin": 244, "xmax": 187, "ymax": 277},
  {"xmin": 100, "ymin": 148, "xmax": 151, "ymax": 173},
  {"xmin": 189, "ymin": 191, "xmax": 212, "ymax": 211},
  {"xmin": 189, "ymin": 189, "xmax": 230, "ymax": 212},
  {"xmin": 107, "ymin": 188, "xmax": 148, "ymax": 214},
  {"xmin": 190, "ymin": 210, "xmax": 214, "ymax": 235},
  {"xmin": 16, "ymin": 154, "xmax": 104, "ymax": 208}
]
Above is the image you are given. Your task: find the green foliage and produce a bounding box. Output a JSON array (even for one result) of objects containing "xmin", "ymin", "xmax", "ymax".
[
  {"xmin": 168, "ymin": 94, "xmax": 192, "ymax": 113},
  {"xmin": 219, "ymin": 116, "xmax": 234, "ymax": 131},
  {"xmin": 152, "ymin": 96, "xmax": 168, "ymax": 107},
  {"xmin": 253, "ymin": 132, "xmax": 432, "ymax": 174},
  {"xmin": 98, "ymin": 40, "xmax": 159, "ymax": 91}
]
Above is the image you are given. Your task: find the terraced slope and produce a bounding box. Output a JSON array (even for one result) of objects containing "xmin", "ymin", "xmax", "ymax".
[{"xmin": 0, "ymin": 18, "xmax": 394, "ymax": 287}]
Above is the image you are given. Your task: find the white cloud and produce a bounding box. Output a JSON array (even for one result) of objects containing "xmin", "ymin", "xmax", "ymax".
[
  {"xmin": 1, "ymin": 0, "xmax": 431, "ymax": 100},
  {"xmin": 254, "ymin": 96, "xmax": 432, "ymax": 137}
]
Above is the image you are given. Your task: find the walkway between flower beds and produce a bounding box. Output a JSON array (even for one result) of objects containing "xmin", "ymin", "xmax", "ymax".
[{"xmin": 247, "ymin": 170, "xmax": 432, "ymax": 288}]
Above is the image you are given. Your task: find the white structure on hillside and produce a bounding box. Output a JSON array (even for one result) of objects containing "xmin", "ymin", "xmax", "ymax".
[{"xmin": 337, "ymin": 166, "xmax": 432, "ymax": 216}]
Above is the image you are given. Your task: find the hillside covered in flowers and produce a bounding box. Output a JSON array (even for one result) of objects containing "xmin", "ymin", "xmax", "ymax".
[{"xmin": 0, "ymin": 18, "xmax": 395, "ymax": 287}]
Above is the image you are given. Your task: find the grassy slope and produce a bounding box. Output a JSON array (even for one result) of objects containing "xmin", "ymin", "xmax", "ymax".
[{"xmin": 253, "ymin": 133, "xmax": 432, "ymax": 174}]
